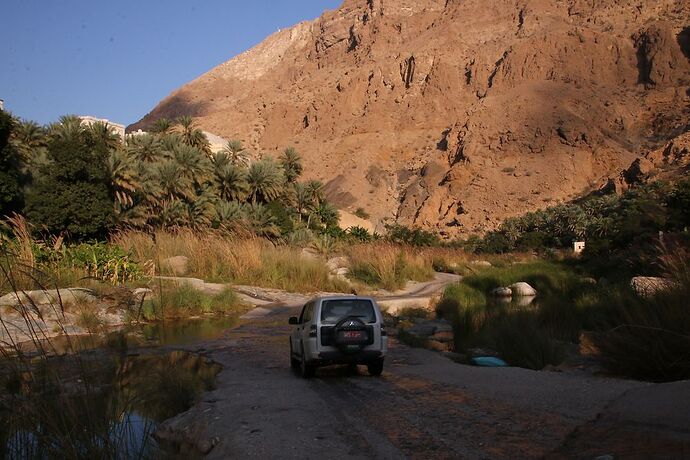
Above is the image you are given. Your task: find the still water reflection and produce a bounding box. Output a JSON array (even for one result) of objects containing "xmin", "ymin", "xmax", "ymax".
[{"xmin": 1, "ymin": 317, "xmax": 235, "ymax": 458}]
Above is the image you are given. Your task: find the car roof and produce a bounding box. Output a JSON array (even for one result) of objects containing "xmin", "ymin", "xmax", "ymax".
[{"xmin": 312, "ymin": 295, "xmax": 376, "ymax": 303}]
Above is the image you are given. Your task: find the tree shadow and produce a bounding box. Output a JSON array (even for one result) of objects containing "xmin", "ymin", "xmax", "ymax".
[{"xmin": 678, "ymin": 27, "xmax": 690, "ymax": 61}]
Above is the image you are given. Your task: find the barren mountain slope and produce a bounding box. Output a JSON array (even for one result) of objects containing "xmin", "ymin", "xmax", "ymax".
[{"xmin": 130, "ymin": 0, "xmax": 690, "ymax": 237}]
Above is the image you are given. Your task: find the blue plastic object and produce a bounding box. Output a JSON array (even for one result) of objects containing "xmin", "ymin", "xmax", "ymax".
[{"xmin": 472, "ymin": 356, "xmax": 508, "ymax": 367}]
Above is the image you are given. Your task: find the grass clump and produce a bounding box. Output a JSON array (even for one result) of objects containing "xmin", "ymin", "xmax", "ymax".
[
  {"xmin": 588, "ymin": 247, "xmax": 690, "ymax": 382},
  {"xmin": 348, "ymin": 243, "xmax": 435, "ymax": 290},
  {"xmin": 145, "ymin": 285, "xmax": 242, "ymax": 320},
  {"xmin": 115, "ymin": 230, "xmax": 349, "ymax": 293},
  {"xmin": 439, "ymin": 248, "xmax": 690, "ymax": 379}
]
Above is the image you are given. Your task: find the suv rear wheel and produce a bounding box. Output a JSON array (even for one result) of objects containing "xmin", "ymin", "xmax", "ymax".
[
  {"xmin": 290, "ymin": 340, "xmax": 300, "ymax": 369},
  {"xmin": 367, "ymin": 358, "xmax": 384, "ymax": 376},
  {"xmin": 300, "ymin": 345, "xmax": 316, "ymax": 378}
]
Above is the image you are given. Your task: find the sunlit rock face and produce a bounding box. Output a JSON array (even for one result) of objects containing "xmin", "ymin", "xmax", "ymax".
[{"xmin": 130, "ymin": 0, "xmax": 690, "ymax": 237}]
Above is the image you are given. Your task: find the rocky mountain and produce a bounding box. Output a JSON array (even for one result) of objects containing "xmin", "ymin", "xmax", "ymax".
[{"xmin": 129, "ymin": 0, "xmax": 690, "ymax": 237}]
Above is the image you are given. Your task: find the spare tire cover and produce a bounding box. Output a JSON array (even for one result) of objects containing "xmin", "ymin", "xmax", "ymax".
[{"xmin": 333, "ymin": 316, "xmax": 368, "ymax": 353}]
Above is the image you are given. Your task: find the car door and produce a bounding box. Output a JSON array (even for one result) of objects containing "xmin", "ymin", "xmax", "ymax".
[
  {"xmin": 292, "ymin": 301, "xmax": 312, "ymax": 355},
  {"xmin": 298, "ymin": 301, "xmax": 315, "ymax": 354}
]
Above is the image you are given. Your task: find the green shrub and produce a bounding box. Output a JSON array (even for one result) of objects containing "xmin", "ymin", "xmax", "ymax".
[
  {"xmin": 348, "ymin": 226, "xmax": 372, "ymax": 242},
  {"xmin": 385, "ymin": 224, "xmax": 439, "ymax": 247},
  {"xmin": 0, "ymin": 110, "xmax": 25, "ymax": 218},
  {"xmin": 353, "ymin": 207, "xmax": 370, "ymax": 219},
  {"xmin": 63, "ymin": 242, "xmax": 142, "ymax": 284},
  {"xmin": 25, "ymin": 118, "xmax": 114, "ymax": 240}
]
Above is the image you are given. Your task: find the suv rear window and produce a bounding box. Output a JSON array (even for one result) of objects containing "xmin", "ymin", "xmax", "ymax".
[{"xmin": 320, "ymin": 299, "xmax": 376, "ymax": 324}]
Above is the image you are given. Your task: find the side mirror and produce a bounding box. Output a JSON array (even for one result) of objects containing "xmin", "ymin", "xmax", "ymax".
[{"xmin": 289, "ymin": 316, "xmax": 299, "ymax": 325}]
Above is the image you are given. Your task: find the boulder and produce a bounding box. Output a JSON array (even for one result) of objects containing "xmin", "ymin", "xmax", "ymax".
[
  {"xmin": 405, "ymin": 319, "xmax": 453, "ymax": 339},
  {"xmin": 630, "ymin": 276, "xmax": 675, "ymax": 297},
  {"xmin": 491, "ymin": 287, "xmax": 512, "ymax": 297},
  {"xmin": 0, "ymin": 288, "xmax": 95, "ymax": 307},
  {"xmin": 509, "ymin": 282, "xmax": 537, "ymax": 297},
  {"xmin": 326, "ymin": 256, "xmax": 349, "ymax": 272},
  {"xmin": 301, "ymin": 247, "xmax": 319, "ymax": 259},
  {"xmin": 132, "ymin": 288, "xmax": 153, "ymax": 300},
  {"xmin": 161, "ymin": 256, "xmax": 189, "ymax": 276},
  {"xmin": 471, "ymin": 260, "xmax": 492, "ymax": 267}
]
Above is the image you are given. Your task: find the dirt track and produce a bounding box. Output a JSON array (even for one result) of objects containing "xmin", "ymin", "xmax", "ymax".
[{"xmin": 155, "ymin": 302, "xmax": 690, "ymax": 459}]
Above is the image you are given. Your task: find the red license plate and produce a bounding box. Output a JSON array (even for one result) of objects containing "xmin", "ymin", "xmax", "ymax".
[{"xmin": 343, "ymin": 331, "xmax": 364, "ymax": 339}]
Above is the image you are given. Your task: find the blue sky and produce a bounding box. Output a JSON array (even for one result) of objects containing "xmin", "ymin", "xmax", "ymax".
[{"xmin": 1, "ymin": 1, "xmax": 342, "ymax": 126}]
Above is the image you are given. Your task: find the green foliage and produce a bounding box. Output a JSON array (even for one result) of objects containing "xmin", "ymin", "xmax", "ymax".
[
  {"xmin": 349, "ymin": 249, "xmax": 434, "ymax": 290},
  {"xmin": 25, "ymin": 117, "xmax": 114, "ymax": 240},
  {"xmin": 11, "ymin": 112, "xmax": 345, "ymax": 241},
  {"xmin": 385, "ymin": 224, "xmax": 439, "ymax": 247},
  {"xmin": 279, "ymin": 147, "xmax": 303, "ymax": 183},
  {"xmin": 0, "ymin": 110, "xmax": 25, "ymax": 217},
  {"xmin": 438, "ymin": 252, "xmax": 690, "ymax": 379},
  {"xmin": 348, "ymin": 226, "xmax": 372, "ymax": 242},
  {"xmin": 247, "ymin": 158, "xmax": 285, "ymax": 205},
  {"xmin": 589, "ymin": 248, "xmax": 690, "ymax": 382},
  {"xmin": 152, "ymin": 285, "xmax": 240, "ymax": 319},
  {"xmin": 469, "ymin": 180, "xmax": 690, "ymax": 277},
  {"xmin": 62, "ymin": 242, "xmax": 142, "ymax": 284}
]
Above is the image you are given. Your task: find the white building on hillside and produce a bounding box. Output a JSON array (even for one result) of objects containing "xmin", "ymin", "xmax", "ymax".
[{"xmin": 78, "ymin": 115, "xmax": 125, "ymax": 138}]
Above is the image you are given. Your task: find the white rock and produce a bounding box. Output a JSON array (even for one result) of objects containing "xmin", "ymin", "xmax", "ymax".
[
  {"xmin": 509, "ymin": 282, "xmax": 537, "ymax": 297},
  {"xmin": 326, "ymin": 256, "xmax": 349, "ymax": 272},
  {"xmin": 471, "ymin": 260, "xmax": 493, "ymax": 267},
  {"xmin": 0, "ymin": 288, "xmax": 95, "ymax": 307}
]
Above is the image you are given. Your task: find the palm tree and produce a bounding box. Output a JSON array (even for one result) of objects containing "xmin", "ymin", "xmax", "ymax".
[
  {"xmin": 49, "ymin": 115, "xmax": 84, "ymax": 143},
  {"xmin": 314, "ymin": 201, "xmax": 339, "ymax": 229},
  {"xmin": 215, "ymin": 200, "xmax": 245, "ymax": 224},
  {"xmin": 86, "ymin": 121, "xmax": 121, "ymax": 151},
  {"xmin": 293, "ymin": 182, "xmax": 314, "ymax": 222},
  {"xmin": 183, "ymin": 190, "xmax": 215, "ymax": 230},
  {"xmin": 175, "ymin": 116, "xmax": 211, "ymax": 154},
  {"xmin": 155, "ymin": 199, "xmax": 187, "ymax": 229},
  {"xmin": 211, "ymin": 151, "xmax": 232, "ymax": 172},
  {"xmin": 245, "ymin": 203, "xmax": 281, "ymax": 239},
  {"xmin": 149, "ymin": 160, "xmax": 193, "ymax": 201},
  {"xmin": 10, "ymin": 119, "xmax": 46, "ymax": 163},
  {"xmin": 126, "ymin": 133, "xmax": 162, "ymax": 163},
  {"xmin": 279, "ymin": 147, "xmax": 303, "ymax": 183},
  {"xmin": 246, "ymin": 158, "xmax": 284, "ymax": 205},
  {"xmin": 305, "ymin": 180, "xmax": 324, "ymax": 208},
  {"xmin": 107, "ymin": 150, "xmax": 140, "ymax": 206},
  {"xmin": 214, "ymin": 163, "xmax": 248, "ymax": 202},
  {"xmin": 220, "ymin": 139, "xmax": 249, "ymax": 167},
  {"xmin": 171, "ymin": 143, "xmax": 212, "ymax": 186},
  {"xmin": 150, "ymin": 118, "xmax": 173, "ymax": 134}
]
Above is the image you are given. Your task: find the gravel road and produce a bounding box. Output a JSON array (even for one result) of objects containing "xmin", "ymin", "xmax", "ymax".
[{"xmin": 155, "ymin": 304, "xmax": 690, "ymax": 459}]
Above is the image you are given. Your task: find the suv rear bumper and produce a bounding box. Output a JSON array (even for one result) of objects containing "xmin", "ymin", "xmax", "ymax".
[{"xmin": 314, "ymin": 350, "xmax": 383, "ymax": 366}]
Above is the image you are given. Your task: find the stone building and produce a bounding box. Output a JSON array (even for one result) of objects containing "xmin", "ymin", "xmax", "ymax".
[{"xmin": 78, "ymin": 115, "xmax": 125, "ymax": 138}]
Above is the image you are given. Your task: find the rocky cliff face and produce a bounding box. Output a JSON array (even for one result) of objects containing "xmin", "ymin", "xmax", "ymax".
[{"xmin": 130, "ymin": 0, "xmax": 690, "ymax": 237}]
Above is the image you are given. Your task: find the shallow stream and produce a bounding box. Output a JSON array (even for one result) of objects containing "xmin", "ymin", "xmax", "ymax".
[{"xmin": 1, "ymin": 316, "xmax": 240, "ymax": 458}]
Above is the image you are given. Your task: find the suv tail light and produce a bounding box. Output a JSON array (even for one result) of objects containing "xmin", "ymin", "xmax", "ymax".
[
  {"xmin": 309, "ymin": 324, "xmax": 317, "ymax": 338},
  {"xmin": 380, "ymin": 324, "xmax": 387, "ymax": 336}
]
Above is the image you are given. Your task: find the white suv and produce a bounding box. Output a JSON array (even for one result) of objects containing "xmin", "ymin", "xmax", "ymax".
[{"xmin": 289, "ymin": 296, "xmax": 388, "ymax": 378}]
